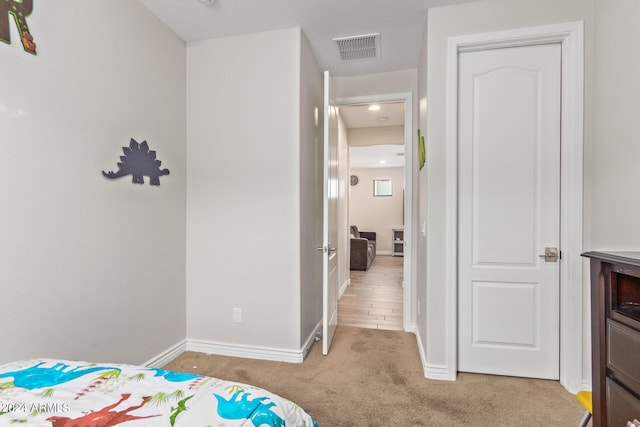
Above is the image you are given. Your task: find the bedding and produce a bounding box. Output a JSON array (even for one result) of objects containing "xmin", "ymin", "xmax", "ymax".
[{"xmin": 0, "ymin": 359, "xmax": 319, "ymax": 427}]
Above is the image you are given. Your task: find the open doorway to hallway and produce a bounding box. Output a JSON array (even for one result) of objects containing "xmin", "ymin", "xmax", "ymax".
[
  {"xmin": 340, "ymin": 255, "xmax": 404, "ymax": 329},
  {"xmin": 337, "ymin": 101, "xmax": 405, "ymax": 331}
]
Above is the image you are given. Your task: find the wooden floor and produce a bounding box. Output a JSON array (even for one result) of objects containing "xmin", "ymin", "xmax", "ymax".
[{"xmin": 338, "ymin": 255, "xmax": 404, "ymax": 330}]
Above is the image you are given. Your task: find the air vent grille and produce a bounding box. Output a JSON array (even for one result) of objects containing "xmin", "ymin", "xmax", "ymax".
[{"xmin": 333, "ymin": 33, "xmax": 381, "ymax": 61}]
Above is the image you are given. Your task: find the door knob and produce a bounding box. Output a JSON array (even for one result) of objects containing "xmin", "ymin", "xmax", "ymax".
[
  {"xmin": 317, "ymin": 245, "xmax": 337, "ymax": 254},
  {"xmin": 538, "ymin": 247, "xmax": 559, "ymax": 262}
]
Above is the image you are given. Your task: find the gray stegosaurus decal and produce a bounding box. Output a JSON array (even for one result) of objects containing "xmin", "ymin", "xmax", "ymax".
[{"xmin": 103, "ymin": 139, "xmax": 170, "ymax": 186}]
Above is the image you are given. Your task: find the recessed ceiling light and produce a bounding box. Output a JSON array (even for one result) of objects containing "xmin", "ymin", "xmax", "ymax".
[
  {"xmin": 378, "ymin": 116, "xmax": 389, "ymax": 122},
  {"xmin": 368, "ymin": 105, "xmax": 381, "ymax": 111}
]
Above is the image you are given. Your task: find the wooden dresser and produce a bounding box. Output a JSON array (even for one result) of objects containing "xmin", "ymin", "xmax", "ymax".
[{"xmin": 583, "ymin": 251, "xmax": 640, "ymax": 426}]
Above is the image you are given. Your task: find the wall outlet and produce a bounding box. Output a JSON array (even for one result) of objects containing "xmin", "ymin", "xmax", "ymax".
[{"xmin": 232, "ymin": 308, "xmax": 242, "ymax": 323}]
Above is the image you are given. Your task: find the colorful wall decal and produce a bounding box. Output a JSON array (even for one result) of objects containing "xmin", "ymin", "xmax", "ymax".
[
  {"xmin": 417, "ymin": 129, "xmax": 426, "ymax": 170},
  {"xmin": 103, "ymin": 138, "xmax": 170, "ymax": 186},
  {"xmin": 0, "ymin": 0, "xmax": 36, "ymax": 55}
]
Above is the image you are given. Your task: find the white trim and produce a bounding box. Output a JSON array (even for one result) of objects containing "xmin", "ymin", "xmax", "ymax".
[
  {"xmin": 302, "ymin": 320, "xmax": 324, "ymax": 360},
  {"xmin": 415, "ymin": 325, "xmax": 427, "ymax": 373},
  {"xmin": 336, "ymin": 92, "xmax": 415, "ymax": 333},
  {"xmin": 187, "ymin": 322, "xmax": 323, "ymax": 364},
  {"xmin": 143, "ymin": 340, "xmax": 187, "ymax": 368},
  {"xmin": 339, "ymin": 277, "xmax": 350, "ymax": 299},
  {"xmin": 443, "ymin": 21, "xmax": 584, "ymax": 391},
  {"xmin": 416, "ymin": 324, "xmax": 454, "ymax": 380},
  {"xmin": 142, "ymin": 323, "xmax": 323, "ymax": 368},
  {"xmin": 187, "ymin": 339, "xmax": 308, "ymax": 363},
  {"xmin": 425, "ymin": 363, "xmax": 455, "ymax": 381}
]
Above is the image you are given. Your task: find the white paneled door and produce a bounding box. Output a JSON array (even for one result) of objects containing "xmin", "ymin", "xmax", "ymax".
[
  {"xmin": 457, "ymin": 44, "xmax": 562, "ymax": 379},
  {"xmin": 322, "ymin": 71, "xmax": 339, "ymax": 355}
]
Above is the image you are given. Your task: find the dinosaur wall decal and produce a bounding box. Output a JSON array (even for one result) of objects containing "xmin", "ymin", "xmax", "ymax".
[
  {"xmin": 0, "ymin": 0, "xmax": 36, "ymax": 54},
  {"xmin": 103, "ymin": 138, "xmax": 170, "ymax": 186}
]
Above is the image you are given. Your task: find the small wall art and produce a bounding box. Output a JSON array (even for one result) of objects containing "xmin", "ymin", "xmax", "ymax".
[
  {"xmin": 103, "ymin": 138, "xmax": 170, "ymax": 186},
  {"xmin": 418, "ymin": 128, "xmax": 426, "ymax": 171},
  {"xmin": 1, "ymin": 0, "xmax": 36, "ymax": 55}
]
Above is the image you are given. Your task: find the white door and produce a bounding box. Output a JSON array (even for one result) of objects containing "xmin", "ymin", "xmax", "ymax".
[
  {"xmin": 322, "ymin": 70, "xmax": 339, "ymax": 355},
  {"xmin": 457, "ymin": 44, "xmax": 561, "ymax": 379}
]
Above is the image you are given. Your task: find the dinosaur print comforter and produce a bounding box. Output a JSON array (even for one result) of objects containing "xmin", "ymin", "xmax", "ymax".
[{"xmin": 0, "ymin": 359, "xmax": 319, "ymax": 427}]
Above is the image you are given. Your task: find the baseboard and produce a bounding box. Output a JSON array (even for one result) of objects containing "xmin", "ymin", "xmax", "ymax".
[
  {"xmin": 186, "ymin": 339, "xmax": 308, "ymax": 364},
  {"xmin": 301, "ymin": 320, "xmax": 323, "ymax": 360},
  {"xmin": 339, "ymin": 278, "xmax": 350, "ymax": 299},
  {"xmin": 424, "ymin": 363, "xmax": 456, "ymax": 381},
  {"xmin": 579, "ymin": 381, "xmax": 592, "ymax": 394},
  {"xmin": 143, "ymin": 339, "xmax": 187, "ymax": 368},
  {"xmin": 140, "ymin": 329, "xmax": 322, "ymax": 368},
  {"xmin": 414, "ymin": 327, "xmax": 428, "ymax": 376},
  {"xmin": 406, "ymin": 321, "xmax": 417, "ymax": 334},
  {"xmin": 414, "ymin": 327, "xmax": 456, "ymax": 381}
]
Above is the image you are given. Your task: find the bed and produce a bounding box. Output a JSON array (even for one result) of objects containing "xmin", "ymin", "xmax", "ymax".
[{"xmin": 0, "ymin": 358, "xmax": 319, "ymax": 427}]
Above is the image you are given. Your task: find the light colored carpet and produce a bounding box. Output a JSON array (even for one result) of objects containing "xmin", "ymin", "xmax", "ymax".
[{"xmin": 164, "ymin": 326, "xmax": 585, "ymax": 426}]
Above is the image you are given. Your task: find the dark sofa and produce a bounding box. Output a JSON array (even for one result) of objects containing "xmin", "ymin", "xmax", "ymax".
[{"xmin": 350, "ymin": 225, "xmax": 376, "ymax": 271}]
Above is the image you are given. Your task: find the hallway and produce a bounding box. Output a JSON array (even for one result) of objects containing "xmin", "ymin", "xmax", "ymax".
[{"xmin": 338, "ymin": 255, "xmax": 403, "ymax": 330}]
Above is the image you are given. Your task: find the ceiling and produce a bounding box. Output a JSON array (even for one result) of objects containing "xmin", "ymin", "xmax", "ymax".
[
  {"xmin": 341, "ymin": 102, "xmax": 405, "ymax": 169},
  {"xmin": 137, "ymin": 0, "xmax": 478, "ymax": 167},
  {"xmin": 339, "ymin": 102, "xmax": 405, "ymax": 129},
  {"xmin": 350, "ymin": 145, "xmax": 405, "ymax": 169},
  {"xmin": 138, "ymin": 0, "xmax": 477, "ymax": 76}
]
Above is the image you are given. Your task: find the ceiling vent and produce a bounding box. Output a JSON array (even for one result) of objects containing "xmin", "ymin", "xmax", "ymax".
[{"xmin": 333, "ymin": 33, "xmax": 381, "ymax": 61}]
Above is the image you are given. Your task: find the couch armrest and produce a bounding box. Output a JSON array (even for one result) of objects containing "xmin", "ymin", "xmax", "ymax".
[
  {"xmin": 350, "ymin": 237, "xmax": 369, "ymax": 251},
  {"xmin": 350, "ymin": 237, "xmax": 370, "ymax": 271},
  {"xmin": 359, "ymin": 231, "xmax": 376, "ymax": 241}
]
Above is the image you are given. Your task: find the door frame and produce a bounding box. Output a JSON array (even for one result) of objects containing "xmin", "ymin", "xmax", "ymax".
[
  {"xmin": 444, "ymin": 22, "xmax": 584, "ymax": 392},
  {"xmin": 336, "ymin": 92, "xmax": 415, "ymax": 332}
]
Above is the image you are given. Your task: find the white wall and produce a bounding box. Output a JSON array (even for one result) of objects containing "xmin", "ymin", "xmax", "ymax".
[
  {"xmin": 0, "ymin": 0, "xmax": 187, "ymax": 365},
  {"xmin": 583, "ymin": 0, "xmax": 640, "ymax": 389},
  {"xmin": 348, "ymin": 126, "xmax": 404, "ymax": 147},
  {"xmin": 590, "ymin": 0, "xmax": 640, "ymax": 249},
  {"xmin": 416, "ymin": 8, "xmax": 430, "ymax": 372},
  {"xmin": 333, "ymin": 70, "xmax": 419, "ymax": 100},
  {"xmin": 419, "ymin": 0, "xmax": 592, "ymax": 382},
  {"xmin": 338, "ymin": 112, "xmax": 351, "ymax": 294},
  {"xmin": 349, "ymin": 168, "xmax": 405, "ymax": 254},
  {"xmin": 186, "ymin": 28, "xmax": 321, "ymax": 354}
]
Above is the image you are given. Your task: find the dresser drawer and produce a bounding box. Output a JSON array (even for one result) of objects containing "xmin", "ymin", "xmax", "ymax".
[
  {"xmin": 607, "ymin": 379, "xmax": 640, "ymax": 427},
  {"xmin": 607, "ymin": 319, "xmax": 640, "ymax": 396}
]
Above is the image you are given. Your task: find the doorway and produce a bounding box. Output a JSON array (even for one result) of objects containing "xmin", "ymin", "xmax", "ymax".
[
  {"xmin": 334, "ymin": 93, "xmax": 414, "ymax": 333},
  {"xmin": 342, "ymin": 102, "xmax": 406, "ymax": 330}
]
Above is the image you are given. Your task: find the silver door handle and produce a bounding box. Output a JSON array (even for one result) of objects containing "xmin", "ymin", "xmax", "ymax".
[
  {"xmin": 317, "ymin": 246, "xmax": 337, "ymax": 254},
  {"xmin": 538, "ymin": 247, "xmax": 559, "ymax": 262}
]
